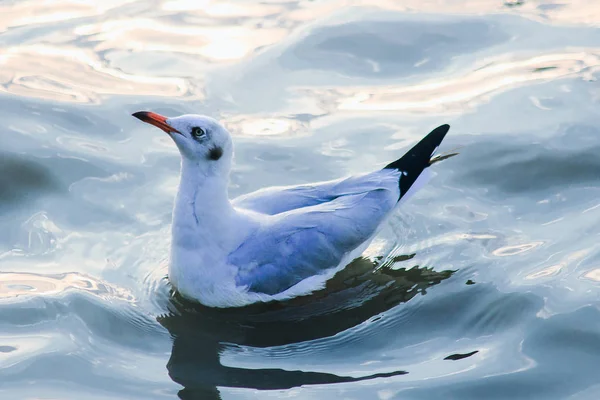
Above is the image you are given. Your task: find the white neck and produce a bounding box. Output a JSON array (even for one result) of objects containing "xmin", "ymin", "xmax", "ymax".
[
  {"xmin": 171, "ymin": 158, "xmax": 234, "ymax": 250},
  {"xmin": 168, "ymin": 157, "xmax": 259, "ymax": 305}
]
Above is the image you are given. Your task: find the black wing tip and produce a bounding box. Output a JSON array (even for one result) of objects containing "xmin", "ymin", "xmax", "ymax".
[
  {"xmin": 384, "ymin": 123, "xmax": 451, "ymax": 171},
  {"xmin": 383, "ymin": 123, "xmax": 452, "ymax": 199},
  {"xmin": 425, "ymin": 124, "xmax": 451, "ymax": 147}
]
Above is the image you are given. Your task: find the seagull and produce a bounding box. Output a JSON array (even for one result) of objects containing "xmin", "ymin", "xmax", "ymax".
[{"xmin": 132, "ymin": 111, "xmax": 453, "ymax": 308}]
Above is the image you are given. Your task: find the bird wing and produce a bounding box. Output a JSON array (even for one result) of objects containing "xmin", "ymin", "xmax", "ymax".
[
  {"xmin": 229, "ymin": 124, "xmax": 452, "ymax": 295},
  {"xmin": 232, "ymin": 172, "xmax": 397, "ymax": 215},
  {"xmin": 229, "ymin": 179, "xmax": 400, "ymax": 295},
  {"xmin": 232, "ymin": 124, "xmax": 451, "ymax": 215}
]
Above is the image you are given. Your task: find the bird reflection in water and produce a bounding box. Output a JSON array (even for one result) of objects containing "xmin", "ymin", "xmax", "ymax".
[{"xmin": 158, "ymin": 254, "xmax": 454, "ymax": 400}]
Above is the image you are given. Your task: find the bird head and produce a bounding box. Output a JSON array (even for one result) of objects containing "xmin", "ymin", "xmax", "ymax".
[{"xmin": 132, "ymin": 111, "xmax": 233, "ymax": 176}]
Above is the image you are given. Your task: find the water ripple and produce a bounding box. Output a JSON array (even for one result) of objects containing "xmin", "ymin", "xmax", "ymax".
[
  {"xmin": 300, "ymin": 51, "xmax": 600, "ymax": 115},
  {"xmin": 0, "ymin": 45, "xmax": 198, "ymax": 103},
  {"xmin": 1, "ymin": 1, "xmax": 600, "ymax": 398}
]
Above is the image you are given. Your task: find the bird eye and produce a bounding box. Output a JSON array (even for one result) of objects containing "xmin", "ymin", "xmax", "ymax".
[{"xmin": 191, "ymin": 127, "xmax": 205, "ymax": 138}]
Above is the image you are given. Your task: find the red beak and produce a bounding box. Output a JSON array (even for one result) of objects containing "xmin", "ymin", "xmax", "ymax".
[{"xmin": 132, "ymin": 111, "xmax": 180, "ymax": 134}]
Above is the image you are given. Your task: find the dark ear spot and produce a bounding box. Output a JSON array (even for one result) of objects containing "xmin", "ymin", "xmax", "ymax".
[{"xmin": 208, "ymin": 146, "xmax": 223, "ymax": 161}]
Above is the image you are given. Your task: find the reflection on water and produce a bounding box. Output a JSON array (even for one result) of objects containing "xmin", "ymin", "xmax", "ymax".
[
  {"xmin": 1, "ymin": 0, "xmax": 600, "ymax": 399},
  {"xmin": 326, "ymin": 51, "xmax": 600, "ymax": 114},
  {"xmin": 160, "ymin": 257, "xmax": 453, "ymax": 399},
  {"xmin": 0, "ymin": 45, "xmax": 196, "ymax": 103},
  {"xmin": 0, "ymin": 271, "xmax": 133, "ymax": 300}
]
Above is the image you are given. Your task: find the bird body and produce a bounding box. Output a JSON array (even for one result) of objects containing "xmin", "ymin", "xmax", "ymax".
[{"xmin": 133, "ymin": 111, "xmax": 451, "ymax": 308}]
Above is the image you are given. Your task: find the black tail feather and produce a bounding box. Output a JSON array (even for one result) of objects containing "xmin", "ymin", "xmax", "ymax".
[{"xmin": 384, "ymin": 124, "xmax": 451, "ymax": 199}]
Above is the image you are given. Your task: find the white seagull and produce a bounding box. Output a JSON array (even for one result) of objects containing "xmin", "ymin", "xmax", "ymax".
[{"xmin": 133, "ymin": 111, "xmax": 453, "ymax": 308}]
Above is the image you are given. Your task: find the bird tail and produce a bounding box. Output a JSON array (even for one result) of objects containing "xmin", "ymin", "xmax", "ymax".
[{"xmin": 384, "ymin": 124, "xmax": 454, "ymax": 201}]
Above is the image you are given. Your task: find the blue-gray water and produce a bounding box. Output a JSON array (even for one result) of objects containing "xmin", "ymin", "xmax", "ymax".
[{"xmin": 1, "ymin": 1, "xmax": 600, "ymax": 399}]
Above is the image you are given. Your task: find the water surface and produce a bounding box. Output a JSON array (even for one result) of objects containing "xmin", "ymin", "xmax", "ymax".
[{"xmin": 1, "ymin": 1, "xmax": 600, "ymax": 399}]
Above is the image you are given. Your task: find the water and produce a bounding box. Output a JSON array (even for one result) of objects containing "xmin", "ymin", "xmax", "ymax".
[{"xmin": 1, "ymin": 1, "xmax": 600, "ymax": 399}]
